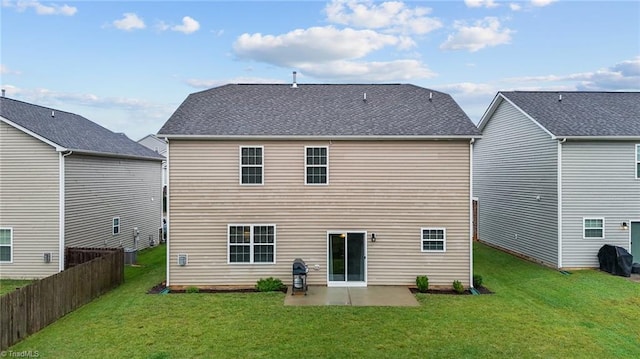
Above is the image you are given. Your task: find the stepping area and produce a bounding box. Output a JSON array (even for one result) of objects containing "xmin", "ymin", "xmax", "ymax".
[{"xmin": 284, "ymin": 285, "xmax": 419, "ymax": 307}]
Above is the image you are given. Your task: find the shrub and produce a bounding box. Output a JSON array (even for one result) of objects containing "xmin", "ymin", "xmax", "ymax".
[
  {"xmin": 416, "ymin": 275, "xmax": 429, "ymax": 293},
  {"xmin": 452, "ymin": 280, "xmax": 464, "ymax": 294},
  {"xmin": 256, "ymin": 277, "xmax": 285, "ymax": 292},
  {"xmin": 185, "ymin": 286, "xmax": 199, "ymax": 294},
  {"xmin": 473, "ymin": 274, "xmax": 483, "ymax": 288}
]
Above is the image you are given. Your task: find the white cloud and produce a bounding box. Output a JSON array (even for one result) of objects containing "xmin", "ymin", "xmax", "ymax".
[
  {"xmin": 509, "ymin": 3, "xmax": 522, "ymax": 11},
  {"xmin": 171, "ymin": 16, "xmax": 200, "ymax": 34},
  {"xmin": 440, "ymin": 17, "xmax": 513, "ymax": 52},
  {"xmin": 465, "ymin": 0, "xmax": 499, "ymax": 9},
  {"xmin": 113, "ymin": 13, "xmax": 145, "ymax": 31},
  {"xmin": 504, "ymin": 57, "xmax": 640, "ymax": 91},
  {"xmin": 325, "ymin": 0, "xmax": 442, "ymax": 35},
  {"xmin": 234, "ymin": 26, "xmax": 413, "ymax": 65},
  {"xmin": 296, "ymin": 59, "xmax": 434, "ymax": 81},
  {"xmin": 0, "ymin": 64, "xmax": 21, "ymax": 75},
  {"xmin": 3, "ymin": 0, "xmax": 77, "ymax": 15},
  {"xmin": 531, "ymin": 0, "xmax": 556, "ymax": 7},
  {"xmin": 186, "ymin": 76, "xmax": 286, "ymax": 89}
]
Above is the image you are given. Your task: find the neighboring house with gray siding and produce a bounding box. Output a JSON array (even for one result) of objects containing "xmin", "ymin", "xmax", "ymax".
[
  {"xmin": 158, "ymin": 83, "xmax": 481, "ymax": 289},
  {"xmin": 474, "ymin": 91, "xmax": 640, "ymax": 269},
  {"xmin": 0, "ymin": 97, "xmax": 164, "ymax": 279},
  {"xmin": 137, "ymin": 134, "xmax": 168, "ymax": 190}
]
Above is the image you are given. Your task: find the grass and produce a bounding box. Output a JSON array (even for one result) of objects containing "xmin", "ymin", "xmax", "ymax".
[
  {"xmin": 8, "ymin": 243, "xmax": 640, "ymax": 358},
  {"xmin": 0, "ymin": 279, "xmax": 34, "ymax": 296}
]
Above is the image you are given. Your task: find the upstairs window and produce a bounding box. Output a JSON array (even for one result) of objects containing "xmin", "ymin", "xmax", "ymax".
[
  {"xmin": 240, "ymin": 146, "xmax": 264, "ymax": 185},
  {"xmin": 0, "ymin": 228, "xmax": 12, "ymax": 263},
  {"xmin": 305, "ymin": 146, "xmax": 328, "ymax": 185},
  {"xmin": 421, "ymin": 228, "xmax": 446, "ymax": 252},
  {"xmin": 583, "ymin": 218, "xmax": 604, "ymax": 239}
]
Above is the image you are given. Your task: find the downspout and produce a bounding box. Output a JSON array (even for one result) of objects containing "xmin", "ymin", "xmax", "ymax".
[
  {"xmin": 165, "ymin": 140, "xmax": 171, "ymax": 286},
  {"xmin": 59, "ymin": 150, "xmax": 73, "ymax": 272},
  {"xmin": 469, "ymin": 138, "xmax": 475, "ymax": 289},
  {"xmin": 557, "ymin": 138, "xmax": 566, "ymax": 269}
]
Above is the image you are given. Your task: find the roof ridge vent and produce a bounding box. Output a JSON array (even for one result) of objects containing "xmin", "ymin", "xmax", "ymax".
[
  {"xmin": 558, "ymin": 94, "xmax": 562, "ymax": 102},
  {"xmin": 363, "ymin": 92, "xmax": 367, "ymax": 102},
  {"xmin": 51, "ymin": 110, "xmax": 55, "ymax": 118},
  {"xmin": 291, "ymin": 71, "xmax": 298, "ymax": 88},
  {"xmin": 429, "ymin": 92, "xmax": 433, "ymax": 101}
]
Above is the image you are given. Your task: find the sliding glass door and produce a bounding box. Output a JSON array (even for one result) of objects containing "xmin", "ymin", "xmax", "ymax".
[{"xmin": 328, "ymin": 232, "xmax": 366, "ymax": 286}]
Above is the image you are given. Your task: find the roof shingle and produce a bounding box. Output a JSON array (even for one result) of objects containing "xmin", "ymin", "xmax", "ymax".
[
  {"xmin": 0, "ymin": 97, "xmax": 164, "ymax": 160},
  {"xmin": 500, "ymin": 91, "xmax": 640, "ymax": 137},
  {"xmin": 158, "ymin": 84, "xmax": 480, "ymax": 137}
]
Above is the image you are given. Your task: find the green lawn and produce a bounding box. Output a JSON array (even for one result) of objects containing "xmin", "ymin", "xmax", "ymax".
[
  {"xmin": 0, "ymin": 279, "xmax": 34, "ymax": 296},
  {"xmin": 8, "ymin": 243, "xmax": 640, "ymax": 358}
]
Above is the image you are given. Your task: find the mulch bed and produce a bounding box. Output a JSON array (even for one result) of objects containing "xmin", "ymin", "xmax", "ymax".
[
  {"xmin": 148, "ymin": 282, "xmax": 492, "ymax": 295},
  {"xmin": 409, "ymin": 286, "xmax": 493, "ymax": 295},
  {"xmin": 147, "ymin": 282, "xmax": 288, "ymax": 294}
]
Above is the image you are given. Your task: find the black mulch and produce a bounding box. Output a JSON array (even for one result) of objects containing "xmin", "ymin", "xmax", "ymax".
[
  {"xmin": 409, "ymin": 286, "xmax": 493, "ymax": 295},
  {"xmin": 147, "ymin": 282, "xmax": 288, "ymax": 294}
]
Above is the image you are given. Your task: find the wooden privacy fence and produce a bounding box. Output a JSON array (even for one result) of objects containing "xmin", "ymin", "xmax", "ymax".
[{"xmin": 0, "ymin": 247, "xmax": 124, "ymax": 350}]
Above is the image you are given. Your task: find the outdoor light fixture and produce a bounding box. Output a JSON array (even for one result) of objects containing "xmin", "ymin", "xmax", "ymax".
[
  {"xmin": 622, "ymin": 222, "xmax": 629, "ymax": 230},
  {"xmin": 371, "ymin": 233, "xmax": 376, "ymax": 242}
]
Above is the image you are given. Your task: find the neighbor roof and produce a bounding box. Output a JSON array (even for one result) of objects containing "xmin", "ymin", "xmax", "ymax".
[
  {"xmin": 0, "ymin": 97, "xmax": 164, "ymax": 160},
  {"xmin": 158, "ymin": 84, "xmax": 480, "ymax": 138},
  {"xmin": 481, "ymin": 91, "xmax": 640, "ymax": 138}
]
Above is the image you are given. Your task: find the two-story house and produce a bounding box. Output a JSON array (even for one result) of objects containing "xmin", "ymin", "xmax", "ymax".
[
  {"xmin": 158, "ymin": 82, "xmax": 481, "ymax": 289},
  {"xmin": 474, "ymin": 91, "xmax": 640, "ymax": 268},
  {"xmin": 0, "ymin": 96, "xmax": 164, "ymax": 279}
]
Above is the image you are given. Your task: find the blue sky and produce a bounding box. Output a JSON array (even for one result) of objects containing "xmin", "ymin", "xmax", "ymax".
[{"xmin": 1, "ymin": 0, "xmax": 639, "ymax": 140}]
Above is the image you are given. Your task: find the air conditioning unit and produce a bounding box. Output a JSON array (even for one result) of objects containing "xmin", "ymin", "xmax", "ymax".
[
  {"xmin": 177, "ymin": 253, "xmax": 188, "ymax": 266},
  {"xmin": 43, "ymin": 252, "xmax": 52, "ymax": 263}
]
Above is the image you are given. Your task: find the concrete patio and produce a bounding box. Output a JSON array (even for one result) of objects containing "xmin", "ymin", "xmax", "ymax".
[{"xmin": 284, "ymin": 286, "xmax": 419, "ymax": 307}]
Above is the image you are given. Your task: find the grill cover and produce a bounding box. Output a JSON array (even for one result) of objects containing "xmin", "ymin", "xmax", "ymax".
[
  {"xmin": 292, "ymin": 258, "xmax": 308, "ymax": 275},
  {"xmin": 597, "ymin": 245, "xmax": 633, "ymax": 277}
]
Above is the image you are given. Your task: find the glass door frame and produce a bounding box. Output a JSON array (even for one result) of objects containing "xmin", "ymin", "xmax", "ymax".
[{"xmin": 326, "ymin": 230, "xmax": 367, "ymax": 287}]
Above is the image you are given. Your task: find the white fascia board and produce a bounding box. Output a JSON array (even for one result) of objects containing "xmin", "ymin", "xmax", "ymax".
[
  {"xmin": 157, "ymin": 134, "xmax": 482, "ymax": 141},
  {"xmin": 557, "ymin": 136, "xmax": 640, "ymax": 141}
]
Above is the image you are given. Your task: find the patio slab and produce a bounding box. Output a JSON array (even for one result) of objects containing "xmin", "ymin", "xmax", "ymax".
[{"xmin": 284, "ymin": 285, "xmax": 419, "ymax": 307}]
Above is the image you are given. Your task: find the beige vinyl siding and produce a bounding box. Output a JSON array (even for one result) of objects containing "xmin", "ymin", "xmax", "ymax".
[
  {"xmin": 561, "ymin": 141, "xmax": 640, "ymax": 267},
  {"xmin": 65, "ymin": 155, "xmax": 162, "ymax": 250},
  {"xmin": 0, "ymin": 122, "xmax": 60, "ymax": 279},
  {"xmin": 473, "ymin": 100, "xmax": 558, "ymax": 267},
  {"xmin": 168, "ymin": 140, "xmax": 471, "ymax": 287}
]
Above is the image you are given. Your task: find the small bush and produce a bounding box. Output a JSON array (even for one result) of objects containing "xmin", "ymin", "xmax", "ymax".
[
  {"xmin": 256, "ymin": 277, "xmax": 285, "ymax": 292},
  {"xmin": 185, "ymin": 286, "xmax": 200, "ymax": 294},
  {"xmin": 416, "ymin": 275, "xmax": 429, "ymax": 293},
  {"xmin": 473, "ymin": 274, "xmax": 483, "ymax": 288},
  {"xmin": 452, "ymin": 280, "xmax": 464, "ymax": 294}
]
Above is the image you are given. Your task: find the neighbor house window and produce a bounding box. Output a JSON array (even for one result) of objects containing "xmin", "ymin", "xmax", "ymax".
[
  {"xmin": 583, "ymin": 218, "xmax": 604, "ymax": 239},
  {"xmin": 240, "ymin": 146, "xmax": 263, "ymax": 185},
  {"xmin": 305, "ymin": 146, "xmax": 328, "ymax": 185},
  {"xmin": 228, "ymin": 224, "xmax": 275, "ymax": 263},
  {"xmin": 112, "ymin": 217, "xmax": 120, "ymax": 235},
  {"xmin": 421, "ymin": 228, "xmax": 446, "ymax": 252},
  {"xmin": 0, "ymin": 228, "xmax": 12, "ymax": 262},
  {"xmin": 636, "ymin": 144, "xmax": 639, "ymax": 179}
]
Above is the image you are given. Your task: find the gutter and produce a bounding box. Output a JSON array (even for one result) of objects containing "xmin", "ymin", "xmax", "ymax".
[{"xmin": 157, "ymin": 134, "xmax": 483, "ymax": 141}]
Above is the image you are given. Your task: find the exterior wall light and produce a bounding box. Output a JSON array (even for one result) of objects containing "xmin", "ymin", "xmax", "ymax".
[
  {"xmin": 371, "ymin": 233, "xmax": 376, "ymax": 242},
  {"xmin": 622, "ymin": 222, "xmax": 629, "ymax": 230}
]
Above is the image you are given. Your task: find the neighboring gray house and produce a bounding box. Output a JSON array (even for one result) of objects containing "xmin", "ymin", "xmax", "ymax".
[
  {"xmin": 474, "ymin": 91, "xmax": 640, "ymax": 269},
  {"xmin": 137, "ymin": 134, "xmax": 167, "ymax": 190},
  {"xmin": 158, "ymin": 83, "xmax": 481, "ymax": 289},
  {"xmin": 0, "ymin": 97, "xmax": 164, "ymax": 279}
]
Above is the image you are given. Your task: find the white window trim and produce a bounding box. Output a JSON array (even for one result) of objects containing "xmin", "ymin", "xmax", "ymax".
[
  {"xmin": 0, "ymin": 227, "xmax": 13, "ymax": 263},
  {"xmin": 636, "ymin": 144, "xmax": 639, "ymax": 179},
  {"xmin": 112, "ymin": 217, "xmax": 120, "ymax": 236},
  {"xmin": 239, "ymin": 146, "xmax": 264, "ymax": 186},
  {"xmin": 583, "ymin": 217, "xmax": 605, "ymax": 239},
  {"xmin": 420, "ymin": 227, "xmax": 446, "ymax": 252},
  {"xmin": 227, "ymin": 224, "xmax": 276, "ymax": 264},
  {"xmin": 304, "ymin": 146, "xmax": 329, "ymax": 185}
]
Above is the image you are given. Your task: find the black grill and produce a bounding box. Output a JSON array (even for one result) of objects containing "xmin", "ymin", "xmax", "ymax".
[{"xmin": 292, "ymin": 258, "xmax": 308, "ymax": 295}]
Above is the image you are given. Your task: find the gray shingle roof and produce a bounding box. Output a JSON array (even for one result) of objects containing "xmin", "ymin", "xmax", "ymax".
[
  {"xmin": 500, "ymin": 91, "xmax": 640, "ymax": 137},
  {"xmin": 158, "ymin": 84, "xmax": 480, "ymax": 137},
  {"xmin": 0, "ymin": 97, "xmax": 164, "ymax": 160}
]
